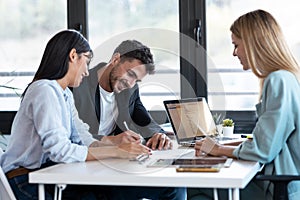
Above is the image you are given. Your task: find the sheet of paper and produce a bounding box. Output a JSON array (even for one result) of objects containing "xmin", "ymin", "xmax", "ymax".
[{"xmin": 150, "ymin": 148, "xmax": 195, "ymax": 159}]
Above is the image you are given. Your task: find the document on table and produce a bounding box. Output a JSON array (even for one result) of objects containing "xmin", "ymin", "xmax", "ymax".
[
  {"xmin": 150, "ymin": 148, "xmax": 195, "ymax": 159},
  {"xmin": 147, "ymin": 148, "xmax": 233, "ymax": 172}
]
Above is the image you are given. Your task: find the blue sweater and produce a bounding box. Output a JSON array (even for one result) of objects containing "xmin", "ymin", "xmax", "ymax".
[{"xmin": 233, "ymin": 70, "xmax": 300, "ymax": 200}]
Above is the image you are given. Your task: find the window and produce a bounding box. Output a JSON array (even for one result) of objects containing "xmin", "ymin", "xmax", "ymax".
[
  {"xmin": 2, "ymin": 0, "xmax": 299, "ymax": 117},
  {"xmin": 0, "ymin": 0, "xmax": 67, "ymax": 111},
  {"xmin": 88, "ymin": 0, "xmax": 180, "ymax": 111},
  {"xmin": 206, "ymin": 0, "xmax": 300, "ymax": 110}
]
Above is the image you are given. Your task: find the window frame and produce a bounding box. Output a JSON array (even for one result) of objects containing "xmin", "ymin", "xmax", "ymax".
[
  {"xmin": 0, "ymin": 0, "xmax": 256, "ymax": 135},
  {"xmin": 67, "ymin": 0, "xmax": 89, "ymax": 38}
]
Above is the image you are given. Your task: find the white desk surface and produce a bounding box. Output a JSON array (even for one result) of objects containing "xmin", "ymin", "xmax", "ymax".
[{"xmin": 29, "ymin": 147, "xmax": 260, "ymax": 189}]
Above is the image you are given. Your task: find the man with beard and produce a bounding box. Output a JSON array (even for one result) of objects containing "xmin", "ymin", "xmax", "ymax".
[{"xmin": 73, "ymin": 39, "xmax": 173, "ymax": 151}]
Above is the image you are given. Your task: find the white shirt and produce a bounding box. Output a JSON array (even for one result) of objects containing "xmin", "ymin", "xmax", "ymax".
[{"xmin": 98, "ymin": 85, "xmax": 118, "ymax": 135}]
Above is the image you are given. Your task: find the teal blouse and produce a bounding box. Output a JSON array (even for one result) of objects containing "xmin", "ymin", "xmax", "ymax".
[{"xmin": 233, "ymin": 70, "xmax": 300, "ymax": 200}]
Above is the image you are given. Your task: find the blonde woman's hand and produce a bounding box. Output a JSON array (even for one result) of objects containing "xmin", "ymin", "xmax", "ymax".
[
  {"xmin": 194, "ymin": 138, "xmax": 236, "ymax": 158},
  {"xmin": 194, "ymin": 138, "xmax": 220, "ymax": 157}
]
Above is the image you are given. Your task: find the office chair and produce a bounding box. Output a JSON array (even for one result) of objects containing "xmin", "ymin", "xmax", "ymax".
[
  {"xmin": 0, "ymin": 147, "xmax": 17, "ymax": 200},
  {"xmin": 255, "ymin": 174, "xmax": 300, "ymax": 200}
]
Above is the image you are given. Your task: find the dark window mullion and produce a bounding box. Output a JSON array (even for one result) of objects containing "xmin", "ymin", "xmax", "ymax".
[
  {"xmin": 67, "ymin": 0, "xmax": 88, "ymax": 39},
  {"xmin": 179, "ymin": 0, "xmax": 207, "ymax": 99}
]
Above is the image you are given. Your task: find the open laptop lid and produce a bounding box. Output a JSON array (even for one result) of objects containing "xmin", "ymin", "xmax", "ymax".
[{"xmin": 163, "ymin": 97, "xmax": 216, "ymax": 144}]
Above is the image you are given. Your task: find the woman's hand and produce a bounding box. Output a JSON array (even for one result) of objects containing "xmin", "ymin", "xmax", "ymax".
[
  {"xmin": 194, "ymin": 137, "xmax": 237, "ymax": 158},
  {"xmin": 87, "ymin": 141, "xmax": 151, "ymax": 161},
  {"xmin": 116, "ymin": 141, "xmax": 152, "ymax": 159},
  {"xmin": 101, "ymin": 130, "xmax": 142, "ymax": 145},
  {"xmin": 194, "ymin": 137, "xmax": 220, "ymax": 157}
]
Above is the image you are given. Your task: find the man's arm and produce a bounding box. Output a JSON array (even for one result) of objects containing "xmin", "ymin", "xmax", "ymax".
[
  {"xmin": 130, "ymin": 85, "xmax": 163, "ymax": 135},
  {"xmin": 117, "ymin": 85, "xmax": 172, "ymax": 150}
]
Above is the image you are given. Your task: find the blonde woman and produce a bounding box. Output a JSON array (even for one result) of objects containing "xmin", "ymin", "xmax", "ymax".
[{"xmin": 189, "ymin": 9, "xmax": 300, "ymax": 200}]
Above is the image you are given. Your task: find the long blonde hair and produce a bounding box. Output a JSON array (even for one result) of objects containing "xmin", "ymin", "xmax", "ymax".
[{"xmin": 230, "ymin": 9, "xmax": 300, "ymax": 96}]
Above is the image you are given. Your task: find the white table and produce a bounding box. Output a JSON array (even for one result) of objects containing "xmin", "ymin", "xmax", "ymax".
[{"xmin": 29, "ymin": 147, "xmax": 261, "ymax": 200}]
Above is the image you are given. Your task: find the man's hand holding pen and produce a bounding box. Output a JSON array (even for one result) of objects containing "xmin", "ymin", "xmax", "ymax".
[
  {"xmin": 100, "ymin": 121, "xmax": 173, "ymax": 151},
  {"xmin": 101, "ymin": 131, "xmax": 143, "ymax": 145},
  {"xmin": 124, "ymin": 121, "xmax": 173, "ymax": 150},
  {"xmin": 116, "ymin": 142, "xmax": 152, "ymax": 160},
  {"xmin": 94, "ymin": 121, "xmax": 144, "ymax": 145},
  {"xmin": 123, "ymin": 121, "xmax": 146, "ymax": 144}
]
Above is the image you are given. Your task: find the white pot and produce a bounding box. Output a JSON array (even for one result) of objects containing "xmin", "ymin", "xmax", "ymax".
[{"xmin": 222, "ymin": 126, "xmax": 234, "ymax": 137}]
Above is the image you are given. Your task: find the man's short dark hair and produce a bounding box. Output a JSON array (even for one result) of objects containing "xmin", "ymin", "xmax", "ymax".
[{"xmin": 113, "ymin": 40, "xmax": 155, "ymax": 74}]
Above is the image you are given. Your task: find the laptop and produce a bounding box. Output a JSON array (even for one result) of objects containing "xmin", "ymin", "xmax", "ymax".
[
  {"xmin": 163, "ymin": 97, "xmax": 216, "ymax": 147},
  {"xmin": 163, "ymin": 97, "xmax": 243, "ymax": 147}
]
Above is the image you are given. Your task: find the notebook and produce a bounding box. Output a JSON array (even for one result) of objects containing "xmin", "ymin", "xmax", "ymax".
[{"xmin": 163, "ymin": 97, "xmax": 242, "ymax": 147}]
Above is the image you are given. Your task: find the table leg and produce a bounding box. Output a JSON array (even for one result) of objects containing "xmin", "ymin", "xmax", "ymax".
[
  {"xmin": 38, "ymin": 184, "xmax": 45, "ymax": 200},
  {"xmin": 232, "ymin": 188, "xmax": 240, "ymax": 200},
  {"xmin": 54, "ymin": 184, "xmax": 67, "ymax": 200},
  {"xmin": 213, "ymin": 188, "xmax": 219, "ymax": 200},
  {"xmin": 228, "ymin": 188, "xmax": 232, "ymax": 200}
]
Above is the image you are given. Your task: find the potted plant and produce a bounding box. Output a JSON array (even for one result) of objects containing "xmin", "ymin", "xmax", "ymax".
[{"xmin": 222, "ymin": 118, "xmax": 234, "ymax": 137}]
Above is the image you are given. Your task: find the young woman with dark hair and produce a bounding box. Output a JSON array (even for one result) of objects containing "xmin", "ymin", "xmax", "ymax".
[{"xmin": 1, "ymin": 30, "xmax": 186, "ymax": 200}]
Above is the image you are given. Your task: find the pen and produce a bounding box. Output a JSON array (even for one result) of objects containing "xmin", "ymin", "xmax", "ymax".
[
  {"xmin": 123, "ymin": 121, "xmax": 145, "ymax": 144},
  {"xmin": 123, "ymin": 121, "xmax": 130, "ymax": 130},
  {"xmin": 129, "ymin": 153, "xmax": 149, "ymax": 163},
  {"xmin": 136, "ymin": 154, "xmax": 149, "ymax": 163}
]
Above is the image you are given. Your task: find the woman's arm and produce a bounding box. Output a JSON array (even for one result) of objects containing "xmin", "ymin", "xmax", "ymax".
[
  {"xmin": 86, "ymin": 141, "xmax": 151, "ymax": 161},
  {"xmin": 194, "ymin": 138, "xmax": 238, "ymax": 158}
]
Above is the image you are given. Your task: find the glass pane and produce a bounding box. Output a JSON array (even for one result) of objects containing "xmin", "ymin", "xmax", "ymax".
[
  {"xmin": 207, "ymin": 0, "xmax": 300, "ymax": 110},
  {"xmin": 0, "ymin": 0, "xmax": 67, "ymax": 111},
  {"xmin": 88, "ymin": 0, "xmax": 179, "ymax": 111}
]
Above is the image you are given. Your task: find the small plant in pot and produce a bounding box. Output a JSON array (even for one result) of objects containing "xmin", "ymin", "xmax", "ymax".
[
  {"xmin": 222, "ymin": 118, "xmax": 234, "ymax": 127},
  {"xmin": 222, "ymin": 118, "xmax": 234, "ymax": 137}
]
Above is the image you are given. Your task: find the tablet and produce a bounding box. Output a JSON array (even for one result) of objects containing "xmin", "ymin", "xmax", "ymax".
[{"xmin": 147, "ymin": 157, "xmax": 227, "ymax": 168}]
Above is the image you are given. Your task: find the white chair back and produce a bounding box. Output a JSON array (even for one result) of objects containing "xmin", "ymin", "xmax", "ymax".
[{"xmin": 0, "ymin": 147, "xmax": 17, "ymax": 200}]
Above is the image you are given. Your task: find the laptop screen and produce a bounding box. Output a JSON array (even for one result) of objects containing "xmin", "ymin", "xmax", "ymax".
[{"xmin": 163, "ymin": 97, "xmax": 216, "ymax": 143}]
